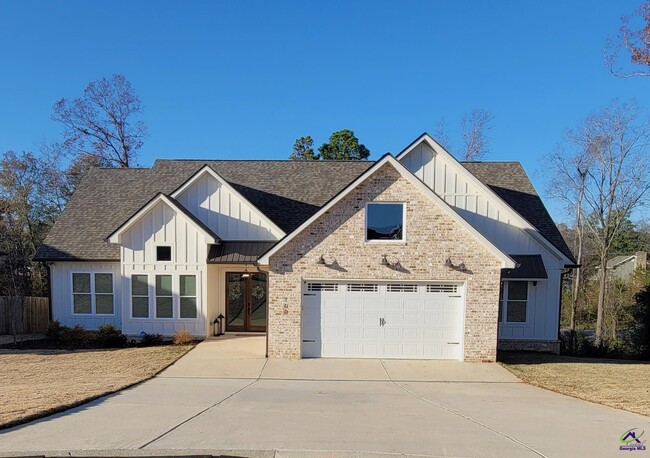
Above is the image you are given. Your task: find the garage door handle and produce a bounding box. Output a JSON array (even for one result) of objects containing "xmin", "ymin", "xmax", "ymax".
[
  {"xmin": 449, "ymin": 295, "xmax": 461, "ymax": 298},
  {"xmin": 302, "ymin": 339, "xmax": 316, "ymax": 343},
  {"xmin": 447, "ymin": 342, "xmax": 460, "ymax": 345}
]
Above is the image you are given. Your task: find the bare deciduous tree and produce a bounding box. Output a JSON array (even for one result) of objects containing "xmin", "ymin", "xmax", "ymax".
[
  {"xmin": 546, "ymin": 142, "xmax": 593, "ymax": 352},
  {"xmin": 461, "ymin": 109, "xmax": 494, "ymax": 160},
  {"xmin": 606, "ymin": 0, "xmax": 650, "ymax": 78},
  {"xmin": 52, "ymin": 74, "xmax": 147, "ymax": 167},
  {"xmin": 435, "ymin": 109, "xmax": 494, "ymax": 160},
  {"xmin": 562, "ymin": 101, "xmax": 650, "ymax": 345}
]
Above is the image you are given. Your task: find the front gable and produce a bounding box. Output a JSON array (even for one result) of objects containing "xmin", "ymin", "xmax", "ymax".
[
  {"xmin": 112, "ymin": 196, "xmax": 212, "ymax": 265},
  {"xmin": 172, "ymin": 166, "xmax": 285, "ymax": 241},
  {"xmin": 259, "ymin": 156, "xmax": 514, "ymax": 269},
  {"xmin": 398, "ymin": 134, "xmax": 571, "ymax": 265}
]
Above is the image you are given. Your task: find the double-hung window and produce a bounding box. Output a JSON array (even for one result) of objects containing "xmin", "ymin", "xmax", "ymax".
[
  {"xmin": 499, "ymin": 281, "xmax": 528, "ymax": 323},
  {"xmin": 131, "ymin": 275, "xmax": 150, "ymax": 318},
  {"xmin": 130, "ymin": 273, "xmax": 199, "ymax": 320},
  {"xmin": 155, "ymin": 275, "xmax": 173, "ymax": 318},
  {"xmin": 179, "ymin": 275, "xmax": 197, "ymax": 318},
  {"xmin": 72, "ymin": 272, "xmax": 114, "ymax": 315}
]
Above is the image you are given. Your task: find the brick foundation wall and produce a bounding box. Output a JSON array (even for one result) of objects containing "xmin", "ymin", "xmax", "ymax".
[
  {"xmin": 498, "ymin": 339, "xmax": 561, "ymax": 354},
  {"xmin": 268, "ymin": 163, "xmax": 504, "ymax": 361}
]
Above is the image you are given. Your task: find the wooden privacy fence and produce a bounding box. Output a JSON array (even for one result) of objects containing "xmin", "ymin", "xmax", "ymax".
[{"xmin": 0, "ymin": 297, "xmax": 50, "ymax": 335}]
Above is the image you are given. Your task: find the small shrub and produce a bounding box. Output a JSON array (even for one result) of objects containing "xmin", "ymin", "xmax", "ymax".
[
  {"xmin": 141, "ymin": 332, "xmax": 164, "ymax": 346},
  {"xmin": 173, "ymin": 329, "xmax": 193, "ymax": 345},
  {"xmin": 47, "ymin": 320, "xmax": 63, "ymax": 341},
  {"xmin": 60, "ymin": 324, "xmax": 88, "ymax": 348},
  {"xmin": 95, "ymin": 324, "xmax": 127, "ymax": 348}
]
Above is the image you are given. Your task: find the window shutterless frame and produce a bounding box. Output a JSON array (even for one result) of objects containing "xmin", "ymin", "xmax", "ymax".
[
  {"xmin": 70, "ymin": 271, "xmax": 115, "ymax": 316},
  {"xmin": 130, "ymin": 273, "xmax": 151, "ymax": 319},
  {"xmin": 499, "ymin": 281, "xmax": 529, "ymax": 324},
  {"xmin": 129, "ymin": 273, "xmax": 200, "ymax": 320},
  {"xmin": 365, "ymin": 202, "xmax": 406, "ymax": 242},
  {"xmin": 155, "ymin": 245, "xmax": 173, "ymax": 262}
]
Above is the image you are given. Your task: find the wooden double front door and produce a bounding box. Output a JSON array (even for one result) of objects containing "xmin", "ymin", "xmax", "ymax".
[{"xmin": 226, "ymin": 272, "xmax": 267, "ymax": 332}]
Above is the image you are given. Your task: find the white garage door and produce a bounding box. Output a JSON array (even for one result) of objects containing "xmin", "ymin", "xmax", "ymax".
[{"xmin": 301, "ymin": 281, "xmax": 464, "ymax": 360}]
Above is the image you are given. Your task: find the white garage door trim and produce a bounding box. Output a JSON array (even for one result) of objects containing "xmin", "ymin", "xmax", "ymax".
[{"xmin": 301, "ymin": 280, "xmax": 466, "ymax": 360}]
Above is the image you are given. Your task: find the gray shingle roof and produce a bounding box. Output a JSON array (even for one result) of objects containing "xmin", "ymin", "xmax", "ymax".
[
  {"xmin": 461, "ymin": 161, "xmax": 575, "ymax": 263},
  {"xmin": 35, "ymin": 158, "xmax": 573, "ymax": 263}
]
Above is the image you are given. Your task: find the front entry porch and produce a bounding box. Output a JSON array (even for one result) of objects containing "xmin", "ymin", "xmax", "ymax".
[{"xmin": 206, "ymin": 264, "xmax": 269, "ymax": 338}]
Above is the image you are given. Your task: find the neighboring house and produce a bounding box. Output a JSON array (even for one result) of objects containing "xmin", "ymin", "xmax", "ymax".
[
  {"xmin": 606, "ymin": 252, "xmax": 648, "ymax": 281},
  {"xmin": 35, "ymin": 134, "xmax": 575, "ymax": 361}
]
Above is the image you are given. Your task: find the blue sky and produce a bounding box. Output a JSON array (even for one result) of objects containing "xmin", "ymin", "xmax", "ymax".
[{"xmin": 1, "ymin": 0, "xmax": 648, "ymax": 222}]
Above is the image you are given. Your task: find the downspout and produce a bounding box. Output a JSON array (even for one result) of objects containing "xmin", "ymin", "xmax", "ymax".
[{"xmin": 557, "ymin": 270, "xmax": 566, "ymax": 341}]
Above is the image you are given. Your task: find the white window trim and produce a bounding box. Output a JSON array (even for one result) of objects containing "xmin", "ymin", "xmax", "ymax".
[
  {"xmin": 70, "ymin": 271, "xmax": 116, "ymax": 316},
  {"xmin": 500, "ymin": 280, "xmax": 529, "ymax": 325},
  {"xmin": 129, "ymin": 273, "xmax": 200, "ymax": 321},
  {"xmin": 130, "ymin": 273, "xmax": 152, "ymax": 320},
  {"xmin": 155, "ymin": 245, "xmax": 174, "ymax": 263},
  {"xmin": 155, "ymin": 274, "xmax": 175, "ymax": 320},
  {"xmin": 179, "ymin": 274, "xmax": 198, "ymax": 320},
  {"xmin": 365, "ymin": 202, "xmax": 406, "ymax": 243}
]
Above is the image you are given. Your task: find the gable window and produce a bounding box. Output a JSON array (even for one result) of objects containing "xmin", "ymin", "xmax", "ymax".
[
  {"xmin": 366, "ymin": 203, "xmax": 405, "ymax": 241},
  {"xmin": 156, "ymin": 246, "xmax": 172, "ymax": 262},
  {"xmin": 132, "ymin": 274, "xmax": 150, "ymax": 318},
  {"xmin": 500, "ymin": 281, "xmax": 528, "ymax": 323},
  {"xmin": 72, "ymin": 272, "xmax": 114, "ymax": 315},
  {"xmin": 155, "ymin": 275, "xmax": 173, "ymax": 318},
  {"xmin": 179, "ymin": 275, "xmax": 197, "ymax": 318}
]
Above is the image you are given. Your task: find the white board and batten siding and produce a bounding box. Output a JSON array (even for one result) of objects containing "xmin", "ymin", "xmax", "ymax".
[
  {"xmin": 120, "ymin": 200, "xmax": 208, "ymax": 337},
  {"xmin": 498, "ymin": 279, "xmax": 559, "ymax": 341},
  {"xmin": 50, "ymin": 261, "xmax": 122, "ymax": 329},
  {"xmin": 175, "ymin": 171, "xmax": 283, "ymax": 241},
  {"xmin": 400, "ymin": 140, "xmax": 565, "ymax": 342}
]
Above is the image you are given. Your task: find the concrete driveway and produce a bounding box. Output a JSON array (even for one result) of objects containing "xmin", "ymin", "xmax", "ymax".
[{"xmin": 0, "ymin": 336, "xmax": 648, "ymax": 458}]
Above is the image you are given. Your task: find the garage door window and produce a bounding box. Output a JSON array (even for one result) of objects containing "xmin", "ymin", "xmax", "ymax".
[
  {"xmin": 501, "ymin": 281, "xmax": 528, "ymax": 323},
  {"xmin": 366, "ymin": 203, "xmax": 404, "ymax": 241}
]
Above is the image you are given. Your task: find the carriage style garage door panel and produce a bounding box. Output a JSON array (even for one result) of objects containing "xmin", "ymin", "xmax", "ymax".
[{"xmin": 301, "ymin": 281, "xmax": 465, "ymax": 360}]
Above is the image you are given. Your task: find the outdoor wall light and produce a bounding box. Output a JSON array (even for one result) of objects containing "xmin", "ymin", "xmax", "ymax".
[
  {"xmin": 316, "ymin": 255, "xmax": 326, "ymax": 265},
  {"xmin": 445, "ymin": 257, "xmax": 467, "ymax": 272},
  {"xmin": 381, "ymin": 254, "xmax": 401, "ymax": 267}
]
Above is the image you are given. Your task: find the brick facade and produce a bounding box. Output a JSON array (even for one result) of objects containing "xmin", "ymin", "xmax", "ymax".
[
  {"xmin": 267, "ymin": 163, "xmax": 504, "ymax": 361},
  {"xmin": 497, "ymin": 339, "xmax": 561, "ymax": 354}
]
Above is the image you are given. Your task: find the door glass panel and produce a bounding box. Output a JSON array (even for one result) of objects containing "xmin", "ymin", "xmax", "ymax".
[
  {"xmin": 227, "ymin": 273, "xmax": 246, "ymax": 329},
  {"xmin": 250, "ymin": 273, "xmax": 267, "ymax": 329}
]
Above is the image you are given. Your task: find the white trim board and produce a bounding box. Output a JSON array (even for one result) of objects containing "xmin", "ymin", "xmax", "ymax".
[{"xmin": 258, "ymin": 154, "xmax": 515, "ymax": 268}]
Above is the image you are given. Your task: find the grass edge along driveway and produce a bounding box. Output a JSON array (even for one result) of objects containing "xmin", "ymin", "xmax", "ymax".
[
  {"xmin": 499, "ymin": 351, "xmax": 650, "ymax": 417},
  {"xmin": 0, "ymin": 345, "xmax": 192, "ymax": 429}
]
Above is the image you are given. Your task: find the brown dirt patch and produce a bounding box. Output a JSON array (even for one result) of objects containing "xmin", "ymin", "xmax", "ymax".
[
  {"xmin": 0, "ymin": 345, "xmax": 192, "ymax": 429},
  {"xmin": 499, "ymin": 352, "xmax": 650, "ymax": 416}
]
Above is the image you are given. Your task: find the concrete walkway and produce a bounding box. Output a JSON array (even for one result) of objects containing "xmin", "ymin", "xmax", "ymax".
[{"xmin": 0, "ymin": 337, "xmax": 648, "ymax": 458}]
